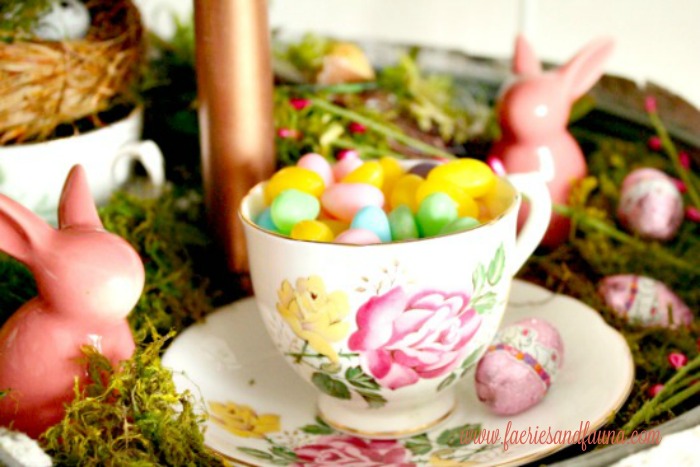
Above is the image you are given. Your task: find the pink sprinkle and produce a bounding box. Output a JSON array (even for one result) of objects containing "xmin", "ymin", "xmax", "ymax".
[
  {"xmin": 668, "ymin": 352, "xmax": 688, "ymax": 370},
  {"xmin": 289, "ymin": 97, "xmax": 311, "ymax": 111},
  {"xmin": 277, "ymin": 128, "xmax": 301, "ymax": 140},
  {"xmin": 679, "ymin": 151, "xmax": 691, "ymax": 169},
  {"xmin": 647, "ymin": 384, "xmax": 664, "ymax": 398},
  {"xmin": 348, "ymin": 122, "xmax": 367, "ymax": 134},
  {"xmin": 686, "ymin": 206, "xmax": 700, "ymax": 223},
  {"xmin": 647, "ymin": 136, "xmax": 662, "ymax": 151},
  {"xmin": 645, "ymin": 96, "xmax": 658, "ymax": 113},
  {"xmin": 486, "ymin": 155, "xmax": 507, "ymax": 176},
  {"xmin": 672, "ymin": 178, "xmax": 687, "ymax": 193},
  {"xmin": 337, "ymin": 149, "xmax": 360, "ymax": 160}
]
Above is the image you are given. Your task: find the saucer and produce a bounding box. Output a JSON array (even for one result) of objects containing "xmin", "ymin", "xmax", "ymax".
[{"xmin": 162, "ymin": 279, "xmax": 634, "ymax": 466}]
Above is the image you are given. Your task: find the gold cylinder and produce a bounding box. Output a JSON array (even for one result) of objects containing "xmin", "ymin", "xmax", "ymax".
[{"xmin": 194, "ymin": 0, "xmax": 275, "ymax": 273}]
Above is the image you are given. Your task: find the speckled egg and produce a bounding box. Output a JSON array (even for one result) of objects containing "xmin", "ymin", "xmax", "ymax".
[
  {"xmin": 598, "ymin": 274, "xmax": 692, "ymax": 329},
  {"xmin": 475, "ymin": 318, "xmax": 564, "ymax": 415},
  {"xmin": 617, "ymin": 168, "xmax": 684, "ymax": 241}
]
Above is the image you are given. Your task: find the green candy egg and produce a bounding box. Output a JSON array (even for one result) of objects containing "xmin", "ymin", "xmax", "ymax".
[
  {"xmin": 439, "ymin": 216, "xmax": 481, "ymax": 235},
  {"xmin": 271, "ymin": 189, "xmax": 320, "ymax": 235},
  {"xmin": 416, "ymin": 192, "xmax": 458, "ymax": 238},
  {"xmin": 388, "ymin": 204, "xmax": 419, "ymax": 241}
]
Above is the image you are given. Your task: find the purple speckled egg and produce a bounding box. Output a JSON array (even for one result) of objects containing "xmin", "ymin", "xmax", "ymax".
[
  {"xmin": 598, "ymin": 274, "xmax": 692, "ymax": 329},
  {"xmin": 475, "ymin": 318, "xmax": 564, "ymax": 416},
  {"xmin": 617, "ymin": 168, "xmax": 684, "ymax": 241}
]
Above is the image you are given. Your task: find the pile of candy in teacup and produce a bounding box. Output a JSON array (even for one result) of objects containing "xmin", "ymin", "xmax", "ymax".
[{"xmin": 254, "ymin": 152, "xmax": 505, "ymax": 244}]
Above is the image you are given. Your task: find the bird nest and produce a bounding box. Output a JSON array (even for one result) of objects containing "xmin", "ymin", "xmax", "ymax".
[{"xmin": 0, "ymin": 0, "xmax": 145, "ymax": 144}]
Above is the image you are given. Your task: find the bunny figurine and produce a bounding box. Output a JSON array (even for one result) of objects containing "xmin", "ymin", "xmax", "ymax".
[
  {"xmin": 490, "ymin": 35, "xmax": 614, "ymax": 247},
  {"xmin": 0, "ymin": 165, "xmax": 144, "ymax": 438}
]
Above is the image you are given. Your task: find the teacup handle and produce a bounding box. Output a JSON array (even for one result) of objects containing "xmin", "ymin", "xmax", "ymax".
[
  {"xmin": 507, "ymin": 172, "xmax": 552, "ymax": 274},
  {"xmin": 112, "ymin": 140, "xmax": 166, "ymax": 195}
]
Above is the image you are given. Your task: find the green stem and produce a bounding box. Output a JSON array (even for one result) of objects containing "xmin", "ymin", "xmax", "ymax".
[
  {"xmin": 287, "ymin": 351, "xmax": 359, "ymax": 359},
  {"xmin": 310, "ymin": 98, "xmax": 456, "ymax": 160},
  {"xmin": 332, "ymin": 138, "xmax": 407, "ymax": 160},
  {"xmin": 279, "ymin": 82, "xmax": 379, "ymax": 94},
  {"xmin": 554, "ymin": 204, "xmax": 700, "ymax": 274}
]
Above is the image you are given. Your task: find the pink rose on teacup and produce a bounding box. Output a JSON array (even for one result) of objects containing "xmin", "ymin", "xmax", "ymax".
[
  {"xmin": 293, "ymin": 435, "xmax": 414, "ymax": 467},
  {"xmin": 348, "ymin": 287, "xmax": 481, "ymax": 390}
]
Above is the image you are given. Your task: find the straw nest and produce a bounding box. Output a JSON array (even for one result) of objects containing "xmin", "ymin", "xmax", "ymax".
[{"xmin": 0, "ymin": 0, "xmax": 145, "ymax": 144}]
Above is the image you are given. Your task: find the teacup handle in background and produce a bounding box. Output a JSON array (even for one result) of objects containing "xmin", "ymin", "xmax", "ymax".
[
  {"xmin": 507, "ymin": 172, "xmax": 552, "ymax": 274},
  {"xmin": 112, "ymin": 140, "xmax": 166, "ymax": 197}
]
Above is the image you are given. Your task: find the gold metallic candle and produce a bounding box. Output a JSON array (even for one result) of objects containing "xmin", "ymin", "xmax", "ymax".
[{"xmin": 194, "ymin": 0, "xmax": 275, "ymax": 273}]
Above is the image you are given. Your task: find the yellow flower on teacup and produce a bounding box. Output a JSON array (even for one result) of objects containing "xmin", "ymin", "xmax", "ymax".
[
  {"xmin": 208, "ymin": 401, "xmax": 280, "ymax": 438},
  {"xmin": 277, "ymin": 276, "xmax": 350, "ymax": 363}
]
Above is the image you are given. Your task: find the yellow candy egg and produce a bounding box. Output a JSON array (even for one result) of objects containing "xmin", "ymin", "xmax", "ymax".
[
  {"xmin": 318, "ymin": 219, "xmax": 349, "ymax": 237},
  {"xmin": 265, "ymin": 167, "xmax": 325, "ymax": 204},
  {"xmin": 390, "ymin": 174, "xmax": 423, "ymax": 212},
  {"xmin": 458, "ymin": 195, "xmax": 480, "ymax": 218},
  {"xmin": 416, "ymin": 179, "xmax": 467, "ymax": 207},
  {"xmin": 427, "ymin": 159, "xmax": 496, "ymax": 198},
  {"xmin": 342, "ymin": 161, "xmax": 385, "ymax": 189},
  {"xmin": 379, "ymin": 157, "xmax": 404, "ymax": 200},
  {"xmin": 290, "ymin": 220, "xmax": 335, "ymax": 242}
]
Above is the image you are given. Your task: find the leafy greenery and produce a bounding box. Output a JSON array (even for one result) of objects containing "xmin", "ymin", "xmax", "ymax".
[{"xmin": 0, "ymin": 0, "xmax": 51, "ymax": 40}]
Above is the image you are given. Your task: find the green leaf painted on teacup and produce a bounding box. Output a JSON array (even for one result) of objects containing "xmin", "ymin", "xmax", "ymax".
[
  {"xmin": 345, "ymin": 366, "xmax": 380, "ymax": 391},
  {"xmin": 238, "ymin": 447, "xmax": 275, "ymax": 461},
  {"xmin": 320, "ymin": 361, "xmax": 342, "ymax": 374},
  {"xmin": 404, "ymin": 433, "xmax": 432, "ymax": 455},
  {"xmin": 437, "ymin": 373, "xmax": 456, "ymax": 392},
  {"xmin": 460, "ymin": 345, "xmax": 486, "ymax": 377},
  {"xmin": 472, "ymin": 263, "xmax": 486, "ymax": 294},
  {"xmin": 271, "ymin": 446, "xmax": 299, "ymax": 462},
  {"xmin": 437, "ymin": 423, "xmax": 482, "ymax": 447},
  {"xmin": 357, "ymin": 389, "xmax": 387, "ymax": 408},
  {"xmin": 311, "ymin": 372, "xmax": 351, "ymax": 400},
  {"xmin": 471, "ymin": 292, "xmax": 498, "ymax": 314},
  {"xmin": 487, "ymin": 244, "xmax": 505, "ymax": 286},
  {"xmin": 301, "ymin": 416, "xmax": 335, "ymax": 435}
]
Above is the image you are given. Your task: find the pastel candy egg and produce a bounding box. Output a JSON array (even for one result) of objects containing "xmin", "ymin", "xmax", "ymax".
[
  {"xmin": 415, "ymin": 179, "xmax": 479, "ymax": 218},
  {"xmin": 390, "ymin": 174, "xmax": 423, "ymax": 212},
  {"xmin": 297, "ymin": 153, "xmax": 334, "ymax": 188},
  {"xmin": 351, "ymin": 206, "xmax": 391, "ymax": 243},
  {"xmin": 617, "ymin": 168, "xmax": 684, "ymax": 241},
  {"xmin": 388, "ymin": 205, "xmax": 419, "ymax": 241},
  {"xmin": 334, "ymin": 228, "xmax": 382, "ymax": 245},
  {"xmin": 255, "ymin": 207, "xmax": 278, "ymax": 233},
  {"xmin": 598, "ymin": 275, "xmax": 692, "ymax": 329},
  {"xmin": 379, "ymin": 156, "xmax": 404, "ymax": 200},
  {"xmin": 290, "ymin": 220, "xmax": 335, "ymax": 242},
  {"xmin": 270, "ymin": 189, "xmax": 320, "ymax": 235},
  {"xmin": 342, "ymin": 161, "xmax": 384, "ymax": 189},
  {"xmin": 332, "ymin": 157, "xmax": 364, "ymax": 182},
  {"xmin": 321, "ymin": 183, "xmax": 385, "ymax": 222},
  {"xmin": 265, "ymin": 167, "xmax": 325, "ymax": 204},
  {"xmin": 416, "ymin": 192, "xmax": 458, "ymax": 237},
  {"xmin": 428, "ymin": 158, "xmax": 496, "ymax": 198},
  {"xmin": 408, "ymin": 161, "xmax": 441, "ymax": 178},
  {"xmin": 439, "ymin": 216, "xmax": 480, "ymax": 235},
  {"xmin": 475, "ymin": 318, "xmax": 564, "ymax": 415},
  {"xmin": 318, "ymin": 219, "xmax": 349, "ymax": 237}
]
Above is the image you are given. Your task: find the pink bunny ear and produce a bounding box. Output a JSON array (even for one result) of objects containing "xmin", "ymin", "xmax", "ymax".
[
  {"xmin": 0, "ymin": 195, "xmax": 52, "ymax": 265},
  {"xmin": 558, "ymin": 37, "xmax": 615, "ymax": 100},
  {"xmin": 58, "ymin": 165, "xmax": 104, "ymax": 230},
  {"xmin": 513, "ymin": 35, "xmax": 542, "ymax": 76}
]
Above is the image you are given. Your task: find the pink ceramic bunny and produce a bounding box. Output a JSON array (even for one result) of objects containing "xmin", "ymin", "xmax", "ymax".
[
  {"xmin": 490, "ymin": 35, "xmax": 614, "ymax": 247},
  {"xmin": 0, "ymin": 165, "xmax": 144, "ymax": 438}
]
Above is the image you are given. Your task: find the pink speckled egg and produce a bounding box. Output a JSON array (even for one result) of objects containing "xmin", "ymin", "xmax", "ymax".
[
  {"xmin": 321, "ymin": 183, "xmax": 384, "ymax": 222},
  {"xmin": 598, "ymin": 274, "xmax": 692, "ymax": 329},
  {"xmin": 617, "ymin": 168, "xmax": 684, "ymax": 241},
  {"xmin": 475, "ymin": 318, "xmax": 564, "ymax": 415}
]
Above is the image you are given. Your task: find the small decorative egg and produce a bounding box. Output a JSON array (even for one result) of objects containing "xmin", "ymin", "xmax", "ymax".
[
  {"xmin": 598, "ymin": 274, "xmax": 692, "ymax": 329},
  {"xmin": 351, "ymin": 206, "xmax": 391, "ymax": 243},
  {"xmin": 342, "ymin": 161, "xmax": 385, "ymax": 189},
  {"xmin": 475, "ymin": 318, "xmax": 564, "ymax": 415},
  {"xmin": 270, "ymin": 189, "xmax": 320, "ymax": 235},
  {"xmin": 428, "ymin": 158, "xmax": 496, "ymax": 198},
  {"xmin": 388, "ymin": 205, "xmax": 419, "ymax": 241},
  {"xmin": 617, "ymin": 168, "xmax": 684, "ymax": 241},
  {"xmin": 389, "ymin": 174, "xmax": 423, "ymax": 212},
  {"xmin": 290, "ymin": 220, "xmax": 334, "ymax": 242},
  {"xmin": 321, "ymin": 183, "xmax": 384, "ymax": 222},
  {"xmin": 379, "ymin": 156, "xmax": 405, "ymax": 200},
  {"xmin": 255, "ymin": 207, "xmax": 278, "ymax": 233},
  {"xmin": 265, "ymin": 167, "xmax": 325, "ymax": 204},
  {"xmin": 33, "ymin": 0, "xmax": 91, "ymax": 41},
  {"xmin": 416, "ymin": 192, "xmax": 458, "ymax": 237},
  {"xmin": 332, "ymin": 157, "xmax": 364, "ymax": 182},
  {"xmin": 334, "ymin": 228, "xmax": 382, "ymax": 245},
  {"xmin": 297, "ymin": 153, "xmax": 334, "ymax": 188},
  {"xmin": 439, "ymin": 216, "xmax": 480, "ymax": 235}
]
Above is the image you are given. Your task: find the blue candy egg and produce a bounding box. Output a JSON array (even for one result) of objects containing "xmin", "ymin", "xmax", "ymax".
[
  {"xmin": 351, "ymin": 205, "xmax": 391, "ymax": 243},
  {"xmin": 255, "ymin": 207, "xmax": 279, "ymax": 233}
]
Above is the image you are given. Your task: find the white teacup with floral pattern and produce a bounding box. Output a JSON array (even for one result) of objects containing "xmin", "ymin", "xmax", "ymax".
[{"xmin": 239, "ymin": 170, "xmax": 551, "ymax": 438}]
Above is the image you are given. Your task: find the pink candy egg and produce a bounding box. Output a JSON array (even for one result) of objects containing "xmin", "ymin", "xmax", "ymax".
[
  {"xmin": 297, "ymin": 153, "xmax": 334, "ymax": 188},
  {"xmin": 321, "ymin": 183, "xmax": 384, "ymax": 222},
  {"xmin": 598, "ymin": 274, "xmax": 692, "ymax": 329},
  {"xmin": 617, "ymin": 168, "xmax": 684, "ymax": 241},
  {"xmin": 475, "ymin": 318, "xmax": 564, "ymax": 415},
  {"xmin": 334, "ymin": 228, "xmax": 382, "ymax": 245},
  {"xmin": 332, "ymin": 157, "xmax": 364, "ymax": 182}
]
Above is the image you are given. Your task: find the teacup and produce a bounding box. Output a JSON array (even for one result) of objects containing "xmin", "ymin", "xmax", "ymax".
[
  {"xmin": 239, "ymin": 170, "xmax": 551, "ymax": 438},
  {"xmin": 0, "ymin": 106, "xmax": 165, "ymax": 224}
]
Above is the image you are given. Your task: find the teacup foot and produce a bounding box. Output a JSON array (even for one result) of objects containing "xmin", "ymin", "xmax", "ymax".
[{"xmin": 317, "ymin": 389, "xmax": 456, "ymax": 439}]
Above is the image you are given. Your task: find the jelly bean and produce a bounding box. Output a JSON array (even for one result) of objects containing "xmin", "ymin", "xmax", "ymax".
[
  {"xmin": 416, "ymin": 192, "xmax": 458, "ymax": 238},
  {"xmin": 265, "ymin": 166, "xmax": 325, "ymax": 204},
  {"xmin": 479, "ymin": 178, "xmax": 511, "ymax": 220},
  {"xmin": 298, "ymin": 153, "xmax": 334, "ymax": 188},
  {"xmin": 342, "ymin": 160, "xmax": 384, "ymax": 189},
  {"xmin": 427, "ymin": 158, "xmax": 496, "ymax": 198},
  {"xmin": 255, "ymin": 207, "xmax": 278, "ymax": 232},
  {"xmin": 321, "ymin": 183, "xmax": 384, "ymax": 222},
  {"xmin": 351, "ymin": 206, "xmax": 391, "ymax": 243},
  {"xmin": 335, "ymin": 228, "xmax": 382, "ymax": 245},
  {"xmin": 416, "ymin": 179, "xmax": 468, "ymax": 207},
  {"xmin": 390, "ymin": 174, "xmax": 423, "ymax": 212},
  {"xmin": 457, "ymin": 194, "xmax": 480, "ymax": 219},
  {"xmin": 290, "ymin": 220, "xmax": 335, "ymax": 242},
  {"xmin": 271, "ymin": 189, "xmax": 320, "ymax": 235},
  {"xmin": 379, "ymin": 156, "xmax": 404, "ymax": 200},
  {"xmin": 319, "ymin": 219, "xmax": 349, "ymax": 237},
  {"xmin": 439, "ymin": 216, "xmax": 480, "ymax": 235},
  {"xmin": 388, "ymin": 205, "xmax": 419, "ymax": 241},
  {"xmin": 409, "ymin": 161, "xmax": 441, "ymax": 178},
  {"xmin": 333, "ymin": 157, "xmax": 364, "ymax": 181}
]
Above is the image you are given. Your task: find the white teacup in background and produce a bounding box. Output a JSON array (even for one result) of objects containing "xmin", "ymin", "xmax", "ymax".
[
  {"xmin": 0, "ymin": 106, "xmax": 165, "ymax": 224},
  {"xmin": 240, "ymin": 171, "xmax": 552, "ymax": 438}
]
